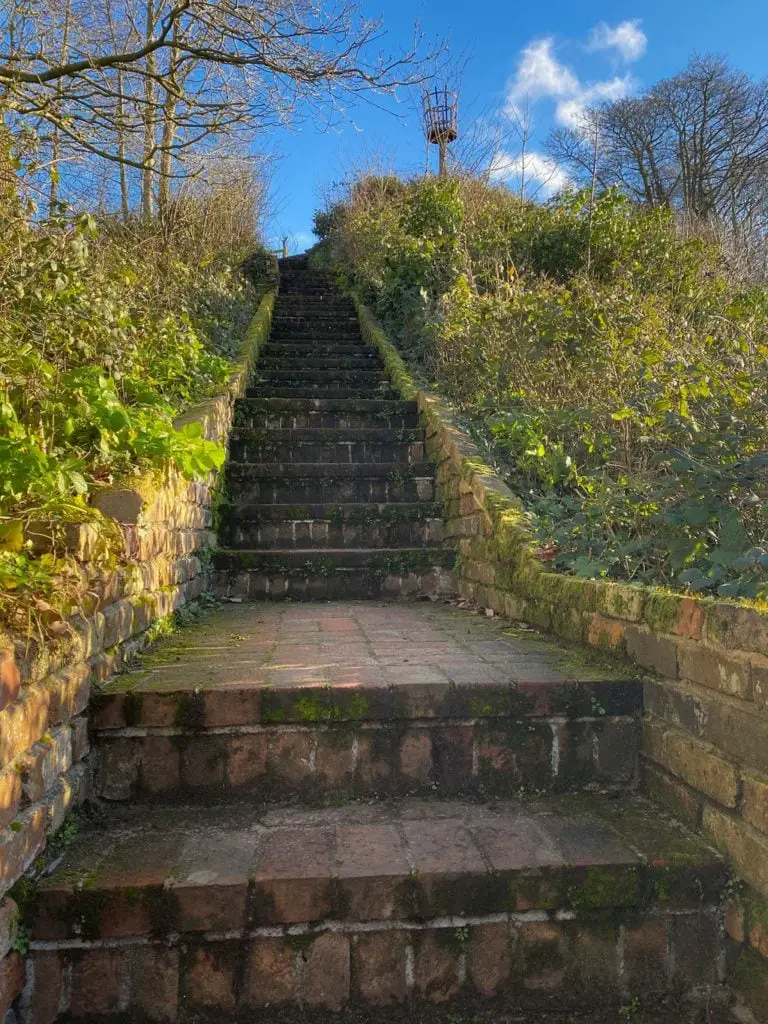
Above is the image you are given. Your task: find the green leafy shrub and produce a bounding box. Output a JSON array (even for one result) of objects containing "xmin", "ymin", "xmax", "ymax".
[
  {"xmin": 318, "ymin": 177, "xmax": 768, "ymax": 600},
  {"xmin": 0, "ymin": 149, "xmax": 269, "ymax": 626}
]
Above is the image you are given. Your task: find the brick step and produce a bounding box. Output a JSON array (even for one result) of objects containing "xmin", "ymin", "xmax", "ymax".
[
  {"xmin": 255, "ymin": 369, "xmax": 388, "ymax": 386},
  {"xmin": 269, "ymin": 330, "xmax": 363, "ymax": 342},
  {"xmin": 231, "ymin": 428, "xmax": 423, "ymax": 443},
  {"xmin": 214, "ymin": 566, "xmax": 455, "ymax": 602},
  {"xmin": 89, "ymin": 601, "xmax": 640, "ymax": 803},
  {"xmin": 233, "ymin": 398, "xmax": 419, "ymax": 430},
  {"xmin": 218, "ymin": 508, "xmax": 444, "ymax": 549},
  {"xmin": 228, "ymin": 436, "xmax": 425, "ymax": 465},
  {"xmin": 23, "ymin": 796, "xmax": 727, "ymax": 1020},
  {"xmin": 212, "ymin": 547, "xmax": 455, "ymax": 574},
  {"xmin": 224, "ymin": 463, "xmax": 436, "ymax": 503},
  {"xmin": 247, "ymin": 387, "xmax": 399, "ymax": 401},
  {"xmin": 263, "ymin": 343, "xmax": 376, "ymax": 358},
  {"xmin": 271, "ymin": 308, "xmax": 357, "ymax": 319},
  {"xmin": 259, "ymin": 354, "xmax": 381, "ymax": 370}
]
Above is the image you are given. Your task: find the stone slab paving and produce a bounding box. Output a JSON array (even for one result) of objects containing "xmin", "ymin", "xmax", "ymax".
[
  {"xmin": 31, "ymin": 794, "xmax": 726, "ymax": 940},
  {"xmin": 102, "ymin": 601, "xmax": 632, "ymax": 694}
]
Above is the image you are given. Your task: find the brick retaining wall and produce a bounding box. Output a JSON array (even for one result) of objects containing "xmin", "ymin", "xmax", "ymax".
[
  {"xmin": 0, "ymin": 288, "xmax": 276, "ymax": 1014},
  {"xmin": 354, "ymin": 297, "xmax": 768, "ymax": 1021}
]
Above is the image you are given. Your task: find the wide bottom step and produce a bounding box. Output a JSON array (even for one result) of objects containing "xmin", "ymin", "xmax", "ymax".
[
  {"xmin": 213, "ymin": 565, "xmax": 456, "ymax": 600},
  {"xmin": 24, "ymin": 795, "xmax": 728, "ymax": 1022}
]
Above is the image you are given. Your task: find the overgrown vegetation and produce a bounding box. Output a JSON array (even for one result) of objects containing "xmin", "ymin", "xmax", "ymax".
[
  {"xmin": 0, "ymin": 148, "xmax": 267, "ymax": 627},
  {"xmin": 316, "ymin": 175, "xmax": 768, "ymax": 599}
]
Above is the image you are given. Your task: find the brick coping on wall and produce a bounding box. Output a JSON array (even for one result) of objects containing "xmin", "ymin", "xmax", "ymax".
[
  {"xmin": 351, "ymin": 293, "xmax": 768, "ymax": 1022},
  {"xmin": 0, "ymin": 280, "xmax": 277, "ymax": 1016}
]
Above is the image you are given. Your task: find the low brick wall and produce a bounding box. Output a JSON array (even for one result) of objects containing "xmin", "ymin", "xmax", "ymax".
[
  {"xmin": 354, "ymin": 297, "xmax": 768, "ymax": 1021},
  {"xmin": 0, "ymin": 288, "xmax": 275, "ymax": 1014}
]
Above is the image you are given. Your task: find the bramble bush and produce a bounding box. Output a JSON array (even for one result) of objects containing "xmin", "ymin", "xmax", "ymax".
[
  {"xmin": 0, "ymin": 147, "xmax": 267, "ymax": 626},
  {"xmin": 316, "ymin": 176, "xmax": 768, "ymax": 599}
]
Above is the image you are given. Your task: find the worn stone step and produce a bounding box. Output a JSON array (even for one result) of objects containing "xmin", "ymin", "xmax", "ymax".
[
  {"xmin": 224, "ymin": 463, "xmax": 436, "ymax": 503},
  {"xmin": 272, "ymin": 308, "xmax": 356, "ymax": 319},
  {"xmin": 212, "ymin": 547, "xmax": 455, "ymax": 574},
  {"xmin": 248, "ymin": 386, "xmax": 398, "ymax": 401},
  {"xmin": 268, "ymin": 333, "xmax": 363, "ymax": 345},
  {"xmin": 23, "ymin": 795, "xmax": 727, "ymax": 1020},
  {"xmin": 89, "ymin": 601, "xmax": 640, "ymax": 803},
  {"xmin": 256, "ymin": 369, "xmax": 388, "ymax": 386},
  {"xmin": 228, "ymin": 435, "xmax": 425, "ymax": 465},
  {"xmin": 259, "ymin": 354, "xmax": 380, "ymax": 370},
  {"xmin": 233, "ymin": 398, "xmax": 419, "ymax": 430},
  {"xmin": 218, "ymin": 507, "xmax": 444, "ymax": 549},
  {"xmin": 214, "ymin": 567, "xmax": 455, "ymax": 602},
  {"xmin": 263, "ymin": 343, "xmax": 375, "ymax": 359}
]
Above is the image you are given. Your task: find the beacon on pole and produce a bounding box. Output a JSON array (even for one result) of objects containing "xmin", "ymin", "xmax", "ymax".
[{"xmin": 422, "ymin": 85, "xmax": 458, "ymax": 177}]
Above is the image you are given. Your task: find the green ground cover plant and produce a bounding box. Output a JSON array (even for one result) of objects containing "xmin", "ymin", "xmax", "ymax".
[
  {"xmin": 0, "ymin": 148, "xmax": 267, "ymax": 627},
  {"xmin": 316, "ymin": 175, "xmax": 768, "ymax": 599}
]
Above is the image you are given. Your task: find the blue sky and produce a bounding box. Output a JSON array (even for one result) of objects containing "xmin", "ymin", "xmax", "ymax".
[{"xmin": 264, "ymin": 0, "xmax": 768, "ymax": 251}]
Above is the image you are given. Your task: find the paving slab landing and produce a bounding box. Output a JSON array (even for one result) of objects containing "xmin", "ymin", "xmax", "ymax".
[{"xmin": 101, "ymin": 601, "xmax": 633, "ymax": 696}]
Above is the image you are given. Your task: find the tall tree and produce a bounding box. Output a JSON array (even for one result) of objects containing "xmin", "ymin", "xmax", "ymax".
[
  {"xmin": 0, "ymin": 0, "xmax": 436, "ymax": 212},
  {"xmin": 547, "ymin": 55, "xmax": 768, "ymax": 228}
]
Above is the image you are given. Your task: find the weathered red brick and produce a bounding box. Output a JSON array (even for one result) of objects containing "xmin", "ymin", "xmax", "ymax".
[
  {"xmin": 313, "ymin": 731, "xmax": 353, "ymax": 791},
  {"xmin": 96, "ymin": 737, "xmax": 140, "ymax": 800},
  {"xmin": 742, "ymin": 773, "xmax": 768, "ymax": 836},
  {"xmin": 587, "ymin": 613, "xmax": 626, "ymax": 650},
  {"xmin": 519, "ymin": 920, "xmax": 567, "ymax": 992},
  {"xmin": 301, "ymin": 933, "xmax": 350, "ymax": 1010},
  {"xmin": 622, "ymin": 918, "xmax": 669, "ymax": 993},
  {"xmin": 467, "ymin": 922, "xmax": 511, "ymax": 996},
  {"xmin": 641, "ymin": 761, "xmax": 702, "ymax": 831},
  {"xmin": 671, "ymin": 912, "xmax": 721, "ymax": 985},
  {"xmin": 0, "ymin": 951, "xmax": 22, "ymax": 1014},
  {"xmin": 126, "ymin": 945, "xmax": 179, "ymax": 1021},
  {"xmin": 0, "ymin": 899, "xmax": 17, "ymax": 961},
  {"xmin": 252, "ymin": 826, "xmax": 333, "ymax": 924},
  {"xmin": 242, "ymin": 938, "xmax": 294, "ymax": 1008},
  {"xmin": 139, "ymin": 735, "xmax": 181, "ymax": 796},
  {"xmin": 70, "ymin": 949, "xmax": 122, "ymax": 1017},
  {"xmin": 414, "ymin": 930, "xmax": 461, "ymax": 1002},
  {"xmin": 673, "ymin": 598, "xmax": 706, "ymax": 640},
  {"xmin": 0, "ymin": 649, "xmax": 20, "ymax": 713},
  {"xmin": 704, "ymin": 806, "xmax": 768, "ymax": 894},
  {"xmin": 677, "ymin": 642, "xmax": 751, "ymax": 699},
  {"xmin": 625, "ymin": 627, "xmax": 679, "ymax": 679},
  {"xmin": 724, "ymin": 899, "xmax": 746, "ymax": 944},
  {"xmin": 266, "ymin": 731, "xmax": 314, "ymax": 788},
  {"xmin": 335, "ymin": 824, "xmax": 412, "ymax": 920},
  {"xmin": 203, "ymin": 688, "xmax": 261, "ymax": 728},
  {"xmin": 0, "ymin": 805, "xmax": 47, "ymax": 892},
  {"xmin": 353, "ymin": 931, "xmax": 408, "ymax": 1005},
  {"xmin": 399, "ymin": 731, "xmax": 434, "ymax": 785},
  {"xmin": 226, "ymin": 732, "xmax": 268, "ymax": 789},
  {"xmin": 22, "ymin": 951, "xmax": 65, "ymax": 1024},
  {"xmin": 642, "ymin": 720, "xmax": 739, "ymax": 809},
  {"xmin": 184, "ymin": 944, "xmax": 237, "ymax": 1013},
  {"xmin": 180, "ymin": 735, "xmax": 227, "ymax": 791},
  {"xmin": 0, "ymin": 769, "xmax": 21, "ymax": 830}
]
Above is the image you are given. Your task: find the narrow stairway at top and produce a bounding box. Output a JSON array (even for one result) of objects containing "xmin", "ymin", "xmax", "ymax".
[{"xmin": 213, "ymin": 254, "xmax": 455, "ymax": 600}]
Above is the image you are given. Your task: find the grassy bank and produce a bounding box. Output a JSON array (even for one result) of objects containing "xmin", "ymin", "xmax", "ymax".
[{"xmin": 315, "ymin": 175, "xmax": 768, "ymax": 601}]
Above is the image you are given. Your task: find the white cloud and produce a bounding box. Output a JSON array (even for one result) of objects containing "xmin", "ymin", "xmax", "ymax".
[
  {"xmin": 489, "ymin": 150, "xmax": 569, "ymax": 197},
  {"xmin": 507, "ymin": 38, "xmax": 579, "ymax": 111},
  {"xmin": 555, "ymin": 74, "xmax": 635, "ymax": 128},
  {"xmin": 586, "ymin": 20, "xmax": 647, "ymax": 63},
  {"xmin": 504, "ymin": 30, "xmax": 639, "ymax": 132}
]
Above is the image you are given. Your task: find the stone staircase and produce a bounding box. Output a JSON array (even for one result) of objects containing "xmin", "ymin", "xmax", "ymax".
[
  {"xmin": 213, "ymin": 255, "xmax": 455, "ymax": 601},
  {"xmin": 17, "ymin": 257, "xmax": 733, "ymax": 1024}
]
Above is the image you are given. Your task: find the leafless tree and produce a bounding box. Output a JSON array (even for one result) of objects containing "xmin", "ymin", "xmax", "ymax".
[
  {"xmin": 0, "ymin": 0, "xmax": 438, "ymax": 213},
  {"xmin": 547, "ymin": 54, "xmax": 768, "ymax": 229}
]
